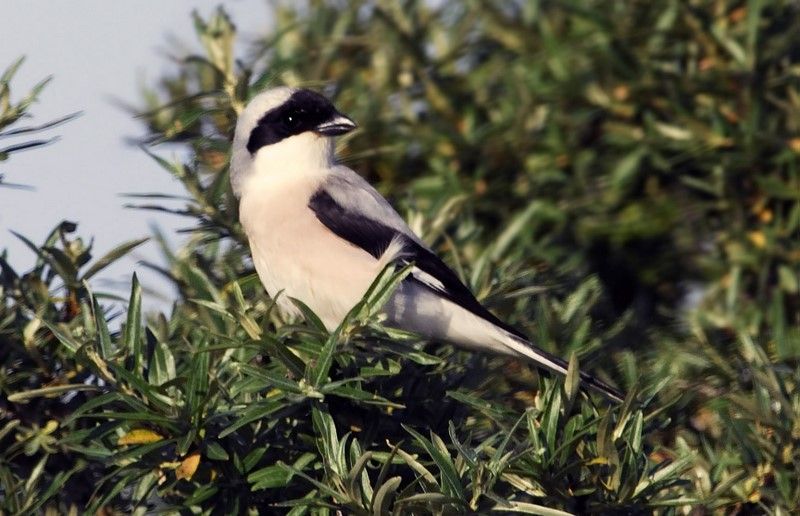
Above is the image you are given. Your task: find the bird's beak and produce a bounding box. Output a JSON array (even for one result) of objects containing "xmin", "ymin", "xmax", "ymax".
[{"xmin": 314, "ymin": 112, "xmax": 357, "ymax": 136}]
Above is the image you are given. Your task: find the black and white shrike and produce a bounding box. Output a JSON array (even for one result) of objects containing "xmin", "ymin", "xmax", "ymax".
[{"xmin": 230, "ymin": 87, "xmax": 623, "ymax": 403}]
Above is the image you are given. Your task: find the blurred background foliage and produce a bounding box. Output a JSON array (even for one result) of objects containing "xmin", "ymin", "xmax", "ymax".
[
  {"xmin": 0, "ymin": 58, "xmax": 78, "ymax": 182},
  {"xmin": 2, "ymin": 0, "xmax": 800, "ymax": 514}
]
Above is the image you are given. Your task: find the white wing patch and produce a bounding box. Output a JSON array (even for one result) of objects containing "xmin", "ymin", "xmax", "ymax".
[
  {"xmin": 410, "ymin": 267, "xmax": 446, "ymax": 292},
  {"xmin": 377, "ymin": 235, "xmax": 408, "ymax": 268}
]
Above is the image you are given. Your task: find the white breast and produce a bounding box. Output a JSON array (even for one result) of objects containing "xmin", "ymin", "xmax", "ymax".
[{"xmin": 239, "ymin": 170, "xmax": 385, "ymax": 330}]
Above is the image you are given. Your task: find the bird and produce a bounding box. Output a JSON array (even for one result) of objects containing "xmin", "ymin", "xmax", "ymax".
[{"xmin": 230, "ymin": 86, "xmax": 623, "ymax": 403}]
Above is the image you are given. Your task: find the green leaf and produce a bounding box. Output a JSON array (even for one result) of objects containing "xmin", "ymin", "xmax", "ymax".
[
  {"xmin": 40, "ymin": 246, "xmax": 80, "ymax": 286},
  {"xmin": 260, "ymin": 333, "xmax": 307, "ymax": 379},
  {"xmin": 92, "ymin": 295, "xmax": 113, "ymax": 359},
  {"xmin": 219, "ymin": 401, "xmax": 282, "ymax": 438},
  {"xmin": 41, "ymin": 320, "xmax": 81, "ymax": 354},
  {"xmin": 10, "ymin": 231, "xmax": 77, "ymax": 285},
  {"xmin": 347, "ymin": 446, "xmax": 373, "ymax": 503},
  {"xmin": 81, "ymin": 238, "xmax": 148, "ymax": 280},
  {"xmin": 124, "ymin": 273, "xmax": 143, "ymax": 375},
  {"xmin": 206, "ymin": 441, "xmax": 229, "ymax": 461},
  {"xmin": 0, "ymin": 56, "xmax": 25, "ymax": 86},
  {"xmin": 186, "ymin": 342, "xmax": 211, "ymax": 421},
  {"xmin": 542, "ymin": 386, "xmax": 562, "ymax": 454},
  {"xmin": 371, "ymin": 476, "xmax": 402, "ymax": 516},
  {"xmin": 237, "ymin": 363, "xmax": 306, "ymax": 395},
  {"xmin": 322, "ymin": 384, "xmax": 404, "ymax": 408},
  {"xmin": 403, "ymin": 425, "xmax": 464, "ymax": 500},
  {"xmin": 243, "ymin": 447, "xmax": 268, "ymax": 474},
  {"xmin": 564, "ymin": 352, "xmax": 580, "ymax": 406},
  {"xmin": 277, "ymin": 461, "xmax": 350, "ymax": 503},
  {"xmin": 312, "ymin": 406, "xmax": 344, "ymax": 477},
  {"xmin": 448, "ymin": 421, "xmax": 477, "ymax": 468},
  {"xmin": 290, "ymin": 296, "xmax": 328, "ymax": 333},
  {"xmin": 7, "ymin": 384, "xmax": 100, "ymax": 403},
  {"xmin": 27, "ymin": 465, "xmax": 82, "ymax": 514},
  {"xmin": 149, "ymin": 339, "xmax": 176, "ymax": 386},
  {"xmin": 312, "ymin": 331, "xmax": 340, "ymax": 389},
  {"xmin": 490, "ymin": 501, "xmax": 576, "ymax": 515},
  {"xmin": 249, "ymin": 464, "xmax": 289, "ymax": 490}
]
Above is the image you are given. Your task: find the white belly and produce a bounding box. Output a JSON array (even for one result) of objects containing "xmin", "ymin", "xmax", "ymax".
[{"xmin": 239, "ymin": 174, "xmax": 383, "ymax": 330}]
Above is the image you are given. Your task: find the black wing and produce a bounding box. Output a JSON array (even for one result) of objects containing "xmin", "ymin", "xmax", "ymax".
[{"xmin": 308, "ymin": 188, "xmax": 527, "ymax": 340}]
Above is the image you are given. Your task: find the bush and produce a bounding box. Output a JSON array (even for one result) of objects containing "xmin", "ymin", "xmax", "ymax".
[{"xmin": 2, "ymin": 1, "xmax": 799, "ymax": 513}]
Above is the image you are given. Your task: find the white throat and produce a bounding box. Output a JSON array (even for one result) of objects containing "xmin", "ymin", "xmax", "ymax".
[
  {"xmin": 257, "ymin": 132, "xmax": 333, "ymax": 173},
  {"xmin": 233, "ymin": 132, "xmax": 335, "ymax": 197}
]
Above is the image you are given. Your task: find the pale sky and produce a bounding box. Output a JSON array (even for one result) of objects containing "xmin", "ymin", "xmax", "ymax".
[{"xmin": 0, "ymin": 1, "xmax": 270, "ymax": 308}]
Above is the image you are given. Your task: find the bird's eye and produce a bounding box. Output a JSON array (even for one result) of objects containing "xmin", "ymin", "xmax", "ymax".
[{"xmin": 284, "ymin": 113, "xmax": 301, "ymax": 129}]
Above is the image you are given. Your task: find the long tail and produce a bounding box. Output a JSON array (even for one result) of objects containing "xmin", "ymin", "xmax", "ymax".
[
  {"xmin": 385, "ymin": 281, "xmax": 625, "ymax": 402},
  {"xmin": 499, "ymin": 331, "xmax": 625, "ymax": 403}
]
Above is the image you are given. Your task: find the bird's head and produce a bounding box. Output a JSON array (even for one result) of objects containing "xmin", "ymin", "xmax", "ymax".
[{"xmin": 230, "ymin": 87, "xmax": 357, "ymax": 197}]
